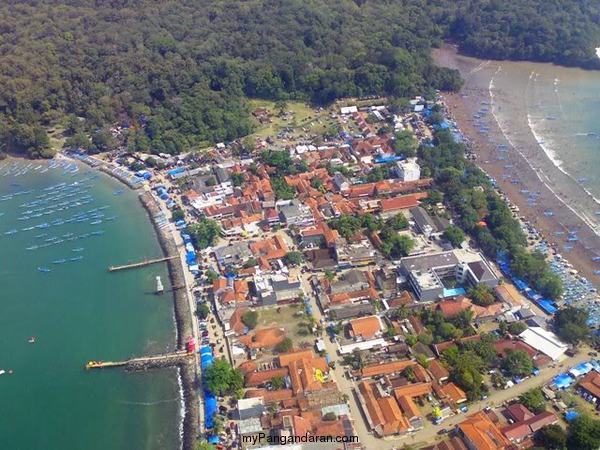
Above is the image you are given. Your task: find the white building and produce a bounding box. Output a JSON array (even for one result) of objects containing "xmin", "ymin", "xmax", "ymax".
[
  {"xmin": 519, "ymin": 327, "xmax": 568, "ymax": 360},
  {"xmin": 340, "ymin": 105, "xmax": 358, "ymax": 115},
  {"xmin": 394, "ymin": 158, "xmax": 420, "ymax": 182}
]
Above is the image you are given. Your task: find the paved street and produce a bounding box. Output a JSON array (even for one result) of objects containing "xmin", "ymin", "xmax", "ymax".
[{"xmin": 300, "ymin": 271, "xmax": 592, "ymax": 449}]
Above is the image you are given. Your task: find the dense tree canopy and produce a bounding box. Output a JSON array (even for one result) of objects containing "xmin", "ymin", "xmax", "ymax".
[
  {"xmin": 188, "ymin": 219, "xmax": 221, "ymax": 249},
  {"xmin": 519, "ymin": 388, "xmax": 546, "ymax": 414},
  {"xmin": 567, "ymin": 414, "xmax": 600, "ymax": 450},
  {"xmin": 1, "ymin": 1, "xmax": 598, "ymax": 157},
  {"xmin": 554, "ymin": 306, "xmax": 590, "ymax": 345},
  {"xmin": 203, "ymin": 358, "xmax": 244, "ymax": 397}
]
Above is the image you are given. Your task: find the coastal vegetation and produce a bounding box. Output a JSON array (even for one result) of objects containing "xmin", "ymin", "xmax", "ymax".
[
  {"xmin": 534, "ymin": 424, "xmax": 567, "ymax": 449},
  {"xmin": 518, "ymin": 388, "xmax": 546, "ymax": 414},
  {"xmin": 566, "ymin": 414, "xmax": 600, "ymax": 450},
  {"xmin": 553, "ymin": 306, "xmax": 591, "ymax": 345},
  {"xmin": 419, "ymin": 128, "xmax": 563, "ymax": 299},
  {"xmin": 187, "ymin": 219, "xmax": 221, "ymax": 250},
  {"xmin": 202, "ymin": 358, "xmax": 244, "ymax": 397},
  {"xmin": 3, "ymin": 1, "xmax": 598, "ymax": 158}
]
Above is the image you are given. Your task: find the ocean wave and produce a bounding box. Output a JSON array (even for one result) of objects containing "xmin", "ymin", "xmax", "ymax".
[
  {"xmin": 526, "ymin": 113, "xmax": 564, "ymax": 167},
  {"xmin": 488, "ymin": 68, "xmax": 600, "ymax": 236}
]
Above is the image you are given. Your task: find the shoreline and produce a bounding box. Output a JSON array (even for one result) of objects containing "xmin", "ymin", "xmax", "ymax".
[
  {"xmin": 63, "ymin": 152, "xmax": 199, "ymax": 450},
  {"xmin": 434, "ymin": 46, "xmax": 600, "ymax": 286},
  {"xmin": 138, "ymin": 191, "xmax": 199, "ymax": 450}
]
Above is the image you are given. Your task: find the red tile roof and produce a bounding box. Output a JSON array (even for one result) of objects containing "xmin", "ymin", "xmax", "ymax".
[
  {"xmin": 380, "ymin": 194, "xmax": 422, "ymax": 212},
  {"xmin": 361, "ymin": 359, "xmax": 416, "ymax": 378},
  {"xmin": 458, "ymin": 412, "xmax": 510, "ymax": 450},
  {"xmin": 349, "ymin": 315, "xmax": 383, "ymax": 339},
  {"xmin": 428, "ymin": 360, "xmax": 450, "ymax": 382}
]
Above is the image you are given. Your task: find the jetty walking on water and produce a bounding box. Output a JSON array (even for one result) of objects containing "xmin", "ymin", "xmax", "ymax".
[{"xmin": 107, "ymin": 255, "xmax": 178, "ymax": 272}]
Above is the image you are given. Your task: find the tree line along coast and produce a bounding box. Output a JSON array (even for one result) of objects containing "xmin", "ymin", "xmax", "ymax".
[{"xmin": 0, "ymin": 0, "xmax": 599, "ymax": 159}]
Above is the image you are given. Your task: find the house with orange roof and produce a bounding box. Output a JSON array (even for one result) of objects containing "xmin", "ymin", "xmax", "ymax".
[
  {"xmin": 393, "ymin": 382, "xmax": 433, "ymax": 400},
  {"xmin": 457, "ymin": 412, "xmax": 510, "ymax": 450},
  {"xmin": 321, "ymin": 269, "xmax": 379, "ymax": 308},
  {"xmin": 358, "ymin": 381, "xmax": 410, "ymax": 436},
  {"xmin": 347, "ymin": 183, "xmax": 376, "ymax": 198},
  {"xmin": 397, "ymin": 395, "xmax": 424, "ymax": 430},
  {"xmin": 245, "ymin": 388, "xmax": 294, "ymax": 404},
  {"xmin": 349, "ymin": 315, "xmax": 384, "ymax": 340},
  {"xmin": 379, "ymin": 193, "xmax": 426, "ymax": 217},
  {"xmin": 242, "ymin": 176, "xmax": 275, "ymax": 202},
  {"xmin": 249, "ymin": 234, "xmax": 289, "ymax": 269},
  {"xmin": 428, "ymin": 360, "xmax": 450, "ymax": 383},
  {"xmin": 245, "ymin": 367, "xmax": 290, "ymax": 387},
  {"xmin": 275, "ymin": 350, "xmax": 330, "ymax": 395},
  {"xmin": 495, "ymin": 284, "xmax": 526, "ymax": 312},
  {"xmin": 212, "ymin": 277, "xmax": 250, "ymax": 304},
  {"xmin": 436, "ymin": 296, "xmax": 473, "ymax": 318},
  {"xmin": 299, "ymin": 222, "xmax": 340, "ymax": 248},
  {"xmin": 577, "ymin": 369, "xmax": 600, "ymax": 403},
  {"xmin": 361, "ymin": 359, "xmax": 416, "ymax": 378},
  {"xmin": 440, "ymin": 382, "xmax": 467, "ymax": 405},
  {"xmin": 436, "ymin": 296, "xmax": 504, "ymax": 325}
]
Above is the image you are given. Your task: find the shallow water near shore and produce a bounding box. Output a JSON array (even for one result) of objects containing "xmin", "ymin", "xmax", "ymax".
[
  {"xmin": 435, "ymin": 47, "xmax": 600, "ymax": 278},
  {"xmin": 0, "ymin": 160, "xmax": 180, "ymax": 450}
]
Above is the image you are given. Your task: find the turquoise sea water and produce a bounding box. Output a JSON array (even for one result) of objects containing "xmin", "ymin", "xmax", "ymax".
[{"xmin": 0, "ymin": 160, "xmax": 180, "ymax": 450}]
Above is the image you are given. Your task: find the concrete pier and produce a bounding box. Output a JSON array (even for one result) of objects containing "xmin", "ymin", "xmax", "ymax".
[
  {"xmin": 108, "ymin": 255, "xmax": 178, "ymax": 272},
  {"xmin": 85, "ymin": 351, "xmax": 192, "ymax": 371}
]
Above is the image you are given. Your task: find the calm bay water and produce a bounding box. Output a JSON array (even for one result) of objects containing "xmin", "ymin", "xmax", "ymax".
[{"xmin": 0, "ymin": 159, "xmax": 180, "ymax": 450}]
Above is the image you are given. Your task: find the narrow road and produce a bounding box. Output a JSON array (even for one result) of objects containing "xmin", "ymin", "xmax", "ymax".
[{"xmin": 300, "ymin": 273, "xmax": 591, "ymax": 449}]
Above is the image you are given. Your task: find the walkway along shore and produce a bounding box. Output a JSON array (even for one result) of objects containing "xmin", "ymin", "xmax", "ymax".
[
  {"xmin": 139, "ymin": 191, "xmax": 200, "ymax": 450},
  {"xmin": 70, "ymin": 153, "xmax": 200, "ymax": 450}
]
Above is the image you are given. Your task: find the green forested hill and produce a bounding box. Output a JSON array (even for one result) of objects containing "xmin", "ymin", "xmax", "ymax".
[{"xmin": 0, "ymin": 0, "xmax": 598, "ymax": 157}]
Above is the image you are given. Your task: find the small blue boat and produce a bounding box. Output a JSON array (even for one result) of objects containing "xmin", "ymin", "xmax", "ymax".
[
  {"xmin": 52, "ymin": 259, "xmax": 67, "ymax": 264},
  {"xmin": 37, "ymin": 267, "xmax": 51, "ymax": 273},
  {"xmin": 69, "ymin": 256, "xmax": 83, "ymax": 262}
]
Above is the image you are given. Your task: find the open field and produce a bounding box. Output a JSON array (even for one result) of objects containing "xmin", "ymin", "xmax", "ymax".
[
  {"xmin": 256, "ymin": 303, "xmax": 314, "ymax": 349},
  {"xmin": 247, "ymin": 99, "xmax": 336, "ymax": 140}
]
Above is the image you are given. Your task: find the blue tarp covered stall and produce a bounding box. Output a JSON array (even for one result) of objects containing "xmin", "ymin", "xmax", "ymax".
[
  {"xmin": 512, "ymin": 278, "xmax": 529, "ymax": 291},
  {"xmin": 565, "ymin": 410, "xmax": 579, "ymax": 421},
  {"xmin": 168, "ymin": 167, "xmax": 185, "ymax": 177},
  {"xmin": 536, "ymin": 299, "xmax": 558, "ymax": 315},
  {"xmin": 135, "ymin": 170, "xmax": 152, "ymax": 179},
  {"xmin": 200, "ymin": 346, "xmax": 219, "ymax": 431},
  {"xmin": 553, "ymin": 373, "xmax": 575, "ymax": 389},
  {"xmin": 186, "ymin": 251, "xmax": 197, "ymax": 265}
]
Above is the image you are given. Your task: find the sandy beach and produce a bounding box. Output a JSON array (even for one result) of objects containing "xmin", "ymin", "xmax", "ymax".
[{"xmin": 434, "ymin": 46, "xmax": 600, "ymax": 286}]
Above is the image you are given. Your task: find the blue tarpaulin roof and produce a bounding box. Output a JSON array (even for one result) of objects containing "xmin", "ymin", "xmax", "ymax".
[
  {"xmin": 565, "ymin": 410, "xmax": 579, "ymax": 421},
  {"xmin": 536, "ymin": 299, "xmax": 558, "ymax": 315},
  {"xmin": 513, "ymin": 278, "xmax": 529, "ymax": 291},
  {"xmin": 200, "ymin": 346, "xmax": 218, "ymax": 430},
  {"xmin": 168, "ymin": 167, "xmax": 185, "ymax": 176},
  {"xmin": 186, "ymin": 252, "xmax": 197, "ymax": 265},
  {"xmin": 553, "ymin": 373, "xmax": 574, "ymax": 389}
]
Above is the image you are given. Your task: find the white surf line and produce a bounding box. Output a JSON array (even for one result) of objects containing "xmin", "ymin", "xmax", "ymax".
[
  {"xmin": 468, "ymin": 59, "xmax": 492, "ymax": 75},
  {"xmin": 488, "ymin": 65, "xmax": 600, "ymax": 236}
]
